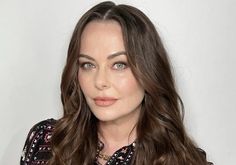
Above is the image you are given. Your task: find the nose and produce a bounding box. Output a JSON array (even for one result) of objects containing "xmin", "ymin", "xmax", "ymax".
[{"xmin": 94, "ymin": 68, "xmax": 110, "ymax": 90}]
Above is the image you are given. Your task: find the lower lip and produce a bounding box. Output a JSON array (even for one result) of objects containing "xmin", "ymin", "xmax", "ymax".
[{"xmin": 94, "ymin": 99, "xmax": 117, "ymax": 107}]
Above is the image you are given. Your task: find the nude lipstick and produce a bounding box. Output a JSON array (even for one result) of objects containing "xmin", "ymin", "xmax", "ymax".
[{"xmin": 94, "ymin": 97, "xmax": 118, "ymax": 107}]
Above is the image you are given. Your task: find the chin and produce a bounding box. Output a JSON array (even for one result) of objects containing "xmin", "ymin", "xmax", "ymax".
[
  {"xmin": 93, "ymin": 114, "xmax": 117, "ymax": 122},
  {"xmin": 92, "ymin": 111, "xmax": 120, "ymax": 122}
]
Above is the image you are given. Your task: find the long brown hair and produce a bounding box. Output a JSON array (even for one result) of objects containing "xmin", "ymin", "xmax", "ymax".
[{"xmin": 49, "ymin": 1, "xmax": 210, "ymax": 164}]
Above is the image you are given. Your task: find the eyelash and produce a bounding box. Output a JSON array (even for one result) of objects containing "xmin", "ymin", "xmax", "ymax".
[
  {"xmin": 79, "ymin": 61, "xmax": 128, "ymax": 70},
  {"xmin": 112, "ymin": 61, "xmax": 128, "ymax": 70},
  {"xmin": 79, "ymin": 62, "xmax": 95, "ymax": 70}
]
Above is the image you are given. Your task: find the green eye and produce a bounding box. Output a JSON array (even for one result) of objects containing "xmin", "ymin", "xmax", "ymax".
[
  {"xmin": 113, "ymin": 62, "xmax": 127, "ymax": 70},
  {"xmin": 80, "ymin": 62, "xmax": 95, "ymax": 70}
]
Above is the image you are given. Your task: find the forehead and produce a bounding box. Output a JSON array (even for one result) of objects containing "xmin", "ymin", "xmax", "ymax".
[
  {"xmin": 81, "ymin": 20, "xmax": 122, "ymax": 37},
  {"xmin": 79, "ymin": 20, "xmax": 125, "ymax": 57}
]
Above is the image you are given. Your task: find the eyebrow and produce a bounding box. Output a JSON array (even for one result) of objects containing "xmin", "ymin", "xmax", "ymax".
[{"xmin": 78, "ymin": 51, "xmax": 127, "ymax": 61}]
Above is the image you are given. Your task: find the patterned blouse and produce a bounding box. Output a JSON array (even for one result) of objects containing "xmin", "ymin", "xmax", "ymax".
[
  {"xmin": 20, "ymin": 119, "xmax": 213, "ymax": 165},
  {"xmin": 21, "ymin": 119, "xmax": 55, "ymax": 165},
  {"xmin": 20, "ymin": 119, "xmax": 135, "ymax": 165}
]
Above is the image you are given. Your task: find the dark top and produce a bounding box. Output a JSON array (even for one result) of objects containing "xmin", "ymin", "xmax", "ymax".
[
  {"xmin": 20, "ymin": 119, "xmax": 213, "ymax": 165},
  {"xmin": 20, "ymin": 119, "xmax": 135, "ymax": 165},
  {"xmin": 21, "ymin": 119, "xmax": 55, "ymax": 165}
]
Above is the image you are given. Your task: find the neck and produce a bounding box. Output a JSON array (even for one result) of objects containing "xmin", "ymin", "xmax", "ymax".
[{"xmin": 98, "ymin": 118, "xmax": 138, "ymax": 155}]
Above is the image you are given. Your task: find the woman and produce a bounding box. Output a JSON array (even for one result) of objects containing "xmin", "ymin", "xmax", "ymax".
[{"xmin": 21, "ymin": 1, "xmax": 212, "ymax": 165}]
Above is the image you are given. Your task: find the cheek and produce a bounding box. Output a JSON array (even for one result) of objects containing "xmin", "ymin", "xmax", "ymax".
[
  {"xmin": 78, "ymin": 72, "xmax": 92, "ymax": 95},
  {"xmin": 111, "ymin": 72, "xmax": 143, "ymax": 96}
]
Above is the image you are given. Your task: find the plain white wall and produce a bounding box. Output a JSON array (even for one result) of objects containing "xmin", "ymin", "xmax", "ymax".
[{"xmin": 0, "ymin": 0, "xmax": 235, "ymax": 164}]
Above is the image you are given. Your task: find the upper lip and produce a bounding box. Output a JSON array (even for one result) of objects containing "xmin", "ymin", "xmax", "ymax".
[{"xmin": 94, "ymin": 96, "xmax": 118, "ymax": 101}]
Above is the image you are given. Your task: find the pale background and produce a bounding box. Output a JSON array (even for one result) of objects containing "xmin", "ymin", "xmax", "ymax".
[{"xmin": 0, "ymin": 0, "xmax": 235, "ymax": 164}]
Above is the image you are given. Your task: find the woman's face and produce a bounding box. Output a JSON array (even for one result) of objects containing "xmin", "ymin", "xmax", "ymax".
[{"xmin": 78, "ymin": 21, "xmax": 144, "ymax": 124}]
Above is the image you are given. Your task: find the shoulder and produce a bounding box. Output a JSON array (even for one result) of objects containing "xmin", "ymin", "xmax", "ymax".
[
  {"xmin": 197, "ymin": 148, "xmax": 214, "ymax": 165},
  {"xmin": 28, "ymin": 118, "xmax": 56, "ymax": 134},
  {"xmin": 20, "ymin": 118, "xmax": 57, "ymax": 165}
]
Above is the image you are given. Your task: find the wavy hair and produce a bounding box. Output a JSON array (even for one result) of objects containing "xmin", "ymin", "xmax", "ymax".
[{"xmin": 49, "ymin": 1, "xmax": 210, "ymax": 165}]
